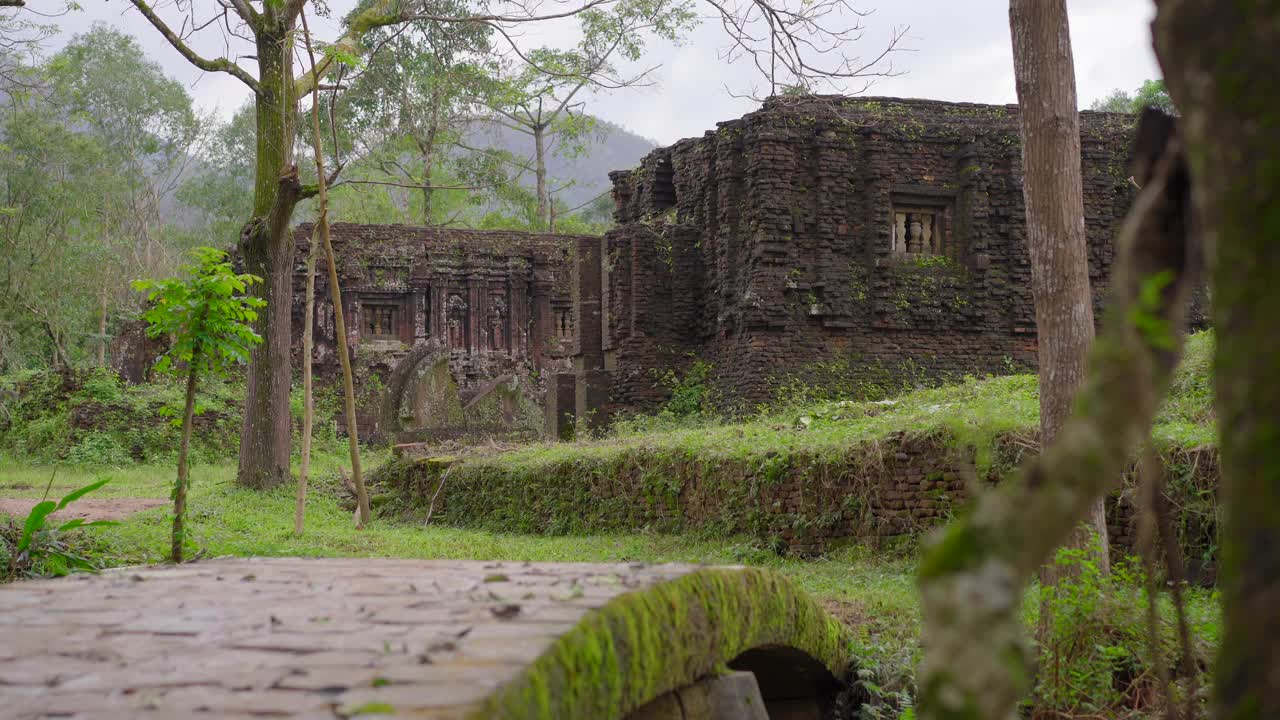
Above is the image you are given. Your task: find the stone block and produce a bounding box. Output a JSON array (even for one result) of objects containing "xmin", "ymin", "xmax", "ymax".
[
  {"xmin": 576, "ymin": 369, "xmax": 613, "ymax": 433},
  {"xmin": 545, "ymin": 372, "xmax": 577, "ymax": 441}
]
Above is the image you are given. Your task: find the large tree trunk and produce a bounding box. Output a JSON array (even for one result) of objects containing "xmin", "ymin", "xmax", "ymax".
[
  {"xmin": 534, "ymin": 124, "xmax": 549, "ymax": 229},
  {"xmin": 1154, "ymin": 3, "xmax": 1280, "ymax": 716},
  {"xmin": 238, "ymin": 24, "xmax": 299, "ymax": 490},
  {"xmin": 1009, "ymin": 0, "xmax": 1110, "ymax": 606}
]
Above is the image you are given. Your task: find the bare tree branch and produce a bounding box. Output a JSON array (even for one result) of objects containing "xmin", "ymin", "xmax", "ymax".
[{"xmin": 127, "ymin": 0, "xmax": 261, "ymax": 93}]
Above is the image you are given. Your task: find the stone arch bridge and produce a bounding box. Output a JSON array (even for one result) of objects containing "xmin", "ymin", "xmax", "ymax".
[{"xmin": 0, "ymin": 558, "xmax": 856, "ymax": 719}]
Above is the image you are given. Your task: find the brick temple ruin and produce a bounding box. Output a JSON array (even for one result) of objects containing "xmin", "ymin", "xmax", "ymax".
[
  {"xmin": 551, "ymin": 96, "xmax": 1207, "ymax": 434},
  {"xmin": 274, "ymin": 96, "xmax": 1206, "ymax": 443},
  {"xmin": 292, "ymin": 223, "xmax": 581, "ymax": 442}
]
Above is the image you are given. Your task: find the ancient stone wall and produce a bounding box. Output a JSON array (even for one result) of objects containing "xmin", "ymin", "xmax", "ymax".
[
  {"xmin": 579, "ymin": 96, "xmax": 1208, "ymax": 418},
  {"xmin": 293, "ymin": 223, "xmax": 581, "ymax": 442}
]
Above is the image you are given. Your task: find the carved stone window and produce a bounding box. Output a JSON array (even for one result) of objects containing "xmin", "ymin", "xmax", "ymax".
[
  {"xmin": 362, "ymin": 304, "xmax": 399, "ymax": 340},
  {"xmin": 890, "ymin": 189, "xmax": 956, "ymax": 257},
  {"xmin": 554, "ymin": 307, "xmax": 573, "ymax": 339},
  {"xmin": 892, "ymin": 207, "xmax": 943, "ymax": 255}
]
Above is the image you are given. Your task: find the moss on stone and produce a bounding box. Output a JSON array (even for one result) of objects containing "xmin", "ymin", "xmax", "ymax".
[{"xmin": 469, "ymin": 567, "xmax": 852, "ymax": 720}]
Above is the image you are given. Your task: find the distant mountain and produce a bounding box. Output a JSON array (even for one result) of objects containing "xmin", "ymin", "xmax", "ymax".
[
  {"xmin": 470, "ymin": 118, "xmax": 659, "ymax": 208},
  {"xmin": 159, "ymin": 116, "xmax": 659, "ymax": 231}
]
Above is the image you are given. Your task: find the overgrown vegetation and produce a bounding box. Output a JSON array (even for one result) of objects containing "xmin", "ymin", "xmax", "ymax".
[
  {"xmin": 1, "ymin": 474, "xmax": 116, "ymax": 582},
  {"xmin": 0, "ymin": 332, "xmax": 1223, "ymax": 716},
  {"xmin": 0, "ymin": 367, "xmax": 348, "ymax": 466},
  {"xmin": 1034, "ymin": 539, "xmax": 1215, "ymax": 718}
]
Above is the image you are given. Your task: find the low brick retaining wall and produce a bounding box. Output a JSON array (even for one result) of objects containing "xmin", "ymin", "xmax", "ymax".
[{"xmin": 375, "ymin": 432, "xmax": 1219, "ymax": 575}]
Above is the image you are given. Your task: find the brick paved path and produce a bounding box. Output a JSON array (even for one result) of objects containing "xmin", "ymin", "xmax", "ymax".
[{"xmin": 0, "ymin": 558, "xmax": 850, "ymax": 719}]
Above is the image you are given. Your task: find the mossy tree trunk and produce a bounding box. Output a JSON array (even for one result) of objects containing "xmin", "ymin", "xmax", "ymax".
[
  {"xmin": 1154, "ymin": 2, "xmax": 1280, "ymax": 716},
  {"xmin": 1008, "ymin": 1, "xmax": 1111, "ymax": 605},
  {"xmin": 237, "ymin": 15, "xmax": 301, "ymax": 490}
]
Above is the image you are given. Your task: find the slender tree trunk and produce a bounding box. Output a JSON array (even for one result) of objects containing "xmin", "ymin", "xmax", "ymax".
[
  {"xmin": 238, "ymin": 23, "xmax": 299, "ymax": 490},
  {"xmin": 1009, "ymin": 0, "xmax": 1110, "ymax": 636},
  {"xmin": 142, "ymin": 217, "xmax": 154, "ymax": 276},
  {"xmin": 295, "ymin": 218, "xmax": 319, "ymax": 535},
  {"xmin": 534, "ymin": 124, "xmax": 549, "ymax": 229},
  {"xmin": 96, "ymin": 288, "xmax": 107, "ymax": 367},
  {"xmin": 302, "ymin": 10, "xmax": 371, "ymax": 528},
  {"xmin": 419, "ymin": 86, "xmax": 442, "ymax": 224},
  {"xmin": 1154, "ymin": 3, "xmax": 1280, "ymax": 716},
  {"xmin": 173, "ymin": 357, "xmax": 199, "ymax": 563}
]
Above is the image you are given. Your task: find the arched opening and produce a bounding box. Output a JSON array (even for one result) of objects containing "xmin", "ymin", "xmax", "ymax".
[{"xmin": 729, "ymin": 645, "xmax": 847, "ymax": 719}]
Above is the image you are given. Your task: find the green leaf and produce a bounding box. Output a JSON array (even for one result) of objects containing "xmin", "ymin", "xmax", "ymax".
[
  {"xmin": 18, "ymin": 501, "xmax": 57, "ymax": 554},
  {"xmin": 56, "ymin": 478, "xmax": 111, "ymax": 511},
  {"xmin": 56, "ymin": 518, "xmax": 118, "ymax": 532}
]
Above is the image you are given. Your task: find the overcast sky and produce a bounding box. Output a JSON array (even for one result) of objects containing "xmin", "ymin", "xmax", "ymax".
[{"xmin": 51, "ymin": 0, "xmax": 1160, "ymax": 145}]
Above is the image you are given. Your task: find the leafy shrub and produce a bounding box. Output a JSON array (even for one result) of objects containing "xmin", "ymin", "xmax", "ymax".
[
  {"xmin": 1034, "ymin": 538, "xmax": 1211, "ymax": 717},
  {"xmin": 656, "ymin": 359, "xmax": 714, "ymax": 417},
  {"xmin": 64, "ymin": 431, "xmax": 134, "ymax": 466},
  {"xmin": 78, "ymin": 368, "xmax": 125, "ymax": 403}
]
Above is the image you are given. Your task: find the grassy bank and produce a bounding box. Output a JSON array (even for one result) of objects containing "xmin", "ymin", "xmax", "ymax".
[
  {"xmin": 0, "ymin": 458, "xmax": 922, "ymax": 701},
  {"xmin": 369, "ymin": 333, "xmax": 1218, "ymax": 565}
]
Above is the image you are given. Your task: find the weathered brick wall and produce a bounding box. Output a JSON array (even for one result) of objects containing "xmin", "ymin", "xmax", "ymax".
[
  {"xmin": 594, "ymin": 96, "xmax": 1208, "ymax": 414},
  {"xmin": 387, "ymin": 433, "xmax": 1219, "ymax": 577},
  {"xmin": 292, "ymin": 223, "xmax": 582, "ymax": 441}
]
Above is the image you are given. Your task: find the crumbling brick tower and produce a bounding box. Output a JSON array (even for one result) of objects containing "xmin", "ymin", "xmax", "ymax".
[{"xmin": 556, "ymin": 96, "xmax": 1202, "ymax": 429}]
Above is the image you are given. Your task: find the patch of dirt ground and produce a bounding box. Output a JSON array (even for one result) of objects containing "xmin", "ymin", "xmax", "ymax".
[
  {"xmin": 823, "ymin": 598, "xmax": 871, "ymax": 628},
  {"xmin": 0, "ymin": 498, "xmax": 167, "ymax": 522}
]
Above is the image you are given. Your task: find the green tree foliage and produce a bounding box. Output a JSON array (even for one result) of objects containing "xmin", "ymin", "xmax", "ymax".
[
  {"xmin": 1090, "ymin": 79, "xmax": 1175, "ymax": 115},
  {"xmin": 324, "ymin": 0, "xmax": 528, "ymax": 225},
  {"xmin": 178, "ymin": 104, "xmax": 257, "ymax": 242},
  {"xmin": 0, "ymin": 94, "xmax": 108, "ymax": 369},
  {"xmin": 133, "ymin": 248, "xmax": 264, "ymax": 561},
  {"xmin": 473, "ymin": 0, "xmax": 697, "ymax": 229},
  {"xmin": 0, "ymin": 24, "xmax": 206, "ymax": 371}
]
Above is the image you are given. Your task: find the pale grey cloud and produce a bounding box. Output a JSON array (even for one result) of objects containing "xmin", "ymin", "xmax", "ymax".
[{"xmin": 49, "ymin": 0, "xmax": 1160, "ymax": 144}]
